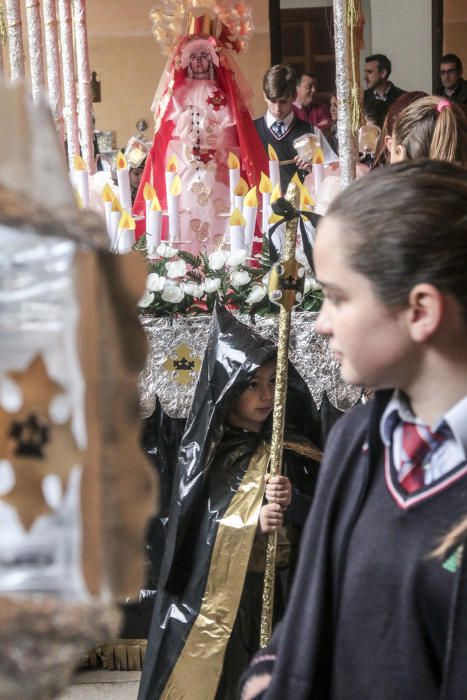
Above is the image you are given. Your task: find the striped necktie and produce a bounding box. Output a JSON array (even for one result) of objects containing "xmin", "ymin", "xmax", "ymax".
[
  {"xmin": 399, "ymin": 422, "xmax": 447, "ymax": 493},
  {"xmin": 271, "ymin": 120, "xmax": 286, "ymax": 138}
]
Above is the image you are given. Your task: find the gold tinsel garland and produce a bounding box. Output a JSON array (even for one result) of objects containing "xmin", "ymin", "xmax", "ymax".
[
  {"xmin": 346, "ymin": 0, "xmax": 365, "ymax": 134},
  {"xmin": 0, "ymin": 3, "xmax": 7, "ymax": 48}
]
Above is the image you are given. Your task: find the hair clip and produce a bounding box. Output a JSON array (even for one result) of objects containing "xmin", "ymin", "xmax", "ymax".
[{"xmin": 437, "ymin": 99, "xmax": 451, "ymax": 113}]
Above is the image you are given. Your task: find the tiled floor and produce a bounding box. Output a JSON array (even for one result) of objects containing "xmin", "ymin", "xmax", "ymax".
[{"xmin": 59, "ymin": 670, "xmax": 141, "ymax": 699}]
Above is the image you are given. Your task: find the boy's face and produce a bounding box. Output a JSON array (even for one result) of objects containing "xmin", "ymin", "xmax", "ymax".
[
  {"xmin": 264, "ymin": 92, "xmax": 296, "ymax": 121},
  {"xmin": 227, "ymin": 360, "xmax": 276, "ymax": 433},
  {"xmin": 314, "ymin": 216, "xmax": 414, "ymax": 390}
]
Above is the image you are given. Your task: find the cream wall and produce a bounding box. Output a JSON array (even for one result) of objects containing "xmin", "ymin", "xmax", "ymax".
[
  {"xmin": 364, "ymin": 0, "xmax": 432, "ymax": 93},
  {"xmin": 86, "ymin": 0, "xmax": 271, "ymax": 148}
]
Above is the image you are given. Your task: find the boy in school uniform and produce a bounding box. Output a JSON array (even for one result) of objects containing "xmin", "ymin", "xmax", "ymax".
[{"xmin": 254, "ymin": 64, "xmax": 337, "ymax": 193}]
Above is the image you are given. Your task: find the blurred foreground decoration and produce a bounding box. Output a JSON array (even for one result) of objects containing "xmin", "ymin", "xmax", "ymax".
[{"xmin": 0, "ymin": 82, "xmax": 154, "ymax": 698}]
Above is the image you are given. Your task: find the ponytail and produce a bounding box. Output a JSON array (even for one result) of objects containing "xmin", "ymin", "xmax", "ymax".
[{"xmin": 392, "ymin": 95, "xmax": 467, "ymax": 165}]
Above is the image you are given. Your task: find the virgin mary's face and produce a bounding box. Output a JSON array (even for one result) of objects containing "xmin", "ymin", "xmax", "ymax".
[{"xmin": 189, "ymin": 49, "xmax": 211, "ymax": 78}]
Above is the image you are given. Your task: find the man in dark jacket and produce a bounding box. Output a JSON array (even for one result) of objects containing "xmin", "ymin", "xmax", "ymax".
[
  {"xmin": 363, "ymin": 53, "xmax": 405, "ymax": 108},
  {"xmin": 436, "ymin": 53, "xmax": 467, "ymax": 112}
]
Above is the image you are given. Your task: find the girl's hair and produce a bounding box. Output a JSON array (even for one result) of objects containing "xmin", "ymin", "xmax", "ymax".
[
  {"xmin": 392, "ymin": 95, "xmax": 467, "ymax": 165},
  {"xmin": 325, "ymin": 159, "xmax": 467, "ymax": 320},
  {"xmin": 373, "ymin": 91, "xmax": 428, "ymax": 167},
  {"xmin": 364, "ymin": 100, "xmax": 389, "ymax": 129}
]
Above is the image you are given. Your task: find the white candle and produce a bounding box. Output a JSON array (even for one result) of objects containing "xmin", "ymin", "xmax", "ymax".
[
  {"xmin": 269, "ymin": 160, "xmax": 280, "ymax": 191},
  {"xmin": 259, "ymin": 172, "xmax": 273, "ymax": 236},
  {"xmin": 243, "ymin": 186, "xmax": 258, "ymax": 255},
  {"xmin": 267, "ymin": 144, "xmax": 280, "ymax": 192},
  {"xmin": 109, "ymin": 198, "xmax": 123, "ymax": 248},
  {"xmin": 167, "ymin": 174, "xmax": 181, "ymax": 242},
  {"xmin": 116, "ymin": 212, "xmax": 135, "ymax": 254},
  {"xmin": 229, "ymin": 209, "xmax": 246, "ymax": 252},
  {"xmin": 143, "ymin": 182, "xmax": 157, "ymax": 230},
  {"xmin": 261, "ymin": 192, "xmax": 271, "ymax": 235},
  {"xmin": 101, "ymin": 182, "xmax": 115, "ymax": 237},
  {"xmin": 73, "ymin": 155, "xmax": 89, "ymax": 208},
  {"xmin": 234, "ymin": 194, "xmax": 244, "ymax": 214},
  {"xmin": 228, "ymin": 152, "xmax": 240, "ymax": 213},
  {"xmin": 116, "ymin": 152, "xmax": 132, "ymax": 211},
  {"xmin": 147, "ymin": 196, "xmax": 162, "ymax": 256}
]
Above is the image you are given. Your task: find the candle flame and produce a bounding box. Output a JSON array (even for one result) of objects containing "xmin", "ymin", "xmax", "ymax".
[
  {"xmin": 170, "ymin": 174, "xmax": 182, "ymax": 196},
  {"xmin": 111, "ymin": 197, "xmax": 123, "ymax": 213},
  {"xmin": 270, "ymin": 183, "xmax": 282, "ymax": 203},
  {"xmin": 73, "ymin": 154, "xmax": 88, "ymax": 171},
  {"xmin": 102, "ymin": 183, "xmax": 115, "ymax": 202},
  {"xmin": 166, "ymin": 155, "xmax": 178, "ymax": 172},
  {"xmin": 116, "ymin": 152, "xmax": 128, "ymax": 170},
  {"xmin": 227, "ymin": 152, "xmax": 240, "ymax": 169},
  {"xmin": 143, "ymin": 182, "xmax": 157, "ymax": 200},
  {"xmin": 119, "ymin": 212, "xmax": 136, "ymax": 230},
  {"xmin": 312, "ymin": 148, "xmax": 325, "ymax": 165},
  {"xmin": 259, "ymin": 172, "xmax": 272, "ymax": 194},
  {"xmin": 268, "ymin": 144, "xmax": 278, "ymax": 161},
  {"xmin": 234, "ymin": 177, "xmax": 249, "ymax": 196},
  {"xmin": 244, "ymin": 186, "xmax": 258, "ymax": 208},
  {"xmin": 229, "ymin": 208, "xmax": 246, "ymax": 226},
  {"xmin": 150, "ymin": 195, "xmax": 162, "ymax": 211}
]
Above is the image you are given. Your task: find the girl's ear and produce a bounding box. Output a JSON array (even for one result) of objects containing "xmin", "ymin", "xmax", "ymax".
[{"xmin": 407, "ymin": 283, "xmax": 443, "ymax": 342}]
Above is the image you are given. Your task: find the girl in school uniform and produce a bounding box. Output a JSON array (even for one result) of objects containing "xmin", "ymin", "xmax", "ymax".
[{"xmin": 240, "ymin": 159, "xmax": 467, "ymax": 700}]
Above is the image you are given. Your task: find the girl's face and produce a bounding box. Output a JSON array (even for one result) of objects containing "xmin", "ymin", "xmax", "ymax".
[
  {"xmin": 330, "ymin": 95, "xmax": 338, "ymax": 122},
  {"xmin": 227, "ymin": 360, "xmax": 276, "ymax": 433},
  {"xmin": 314, "ymin": 217, "xmax": 415, "ymax": 389}
]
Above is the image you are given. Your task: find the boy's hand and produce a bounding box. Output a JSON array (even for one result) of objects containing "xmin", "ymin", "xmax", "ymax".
[
  {"xmin": 294, "ymin": 155, "xmax": 312, "ymax": 172},
  {"xmin": 259, "ymin": 503, "xmax": 284, "ymax": 533},
  {"xmin": 265, "ymin": 475, "xmax": 292, "ymax": 509}
]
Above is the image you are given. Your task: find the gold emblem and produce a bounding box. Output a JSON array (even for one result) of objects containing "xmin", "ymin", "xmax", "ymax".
[
  {"xmin": 162, "ymin": 343, "xmax": 202, "ymax": 386},
  {"xmin": 268, "ymin": 257, "xmax": 305, "ymax": 312}
]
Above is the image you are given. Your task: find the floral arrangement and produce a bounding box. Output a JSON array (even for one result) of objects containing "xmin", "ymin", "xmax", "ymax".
[{"xmin": 136, "ymin": 239, "xmax": 322, "ymax": 318}]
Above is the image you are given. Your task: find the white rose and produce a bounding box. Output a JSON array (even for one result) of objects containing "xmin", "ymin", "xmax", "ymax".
[
  {"xmin": 138, "ymin": 290, "xmax": 155, "ymax": 308},
  {"xmin": 156, "ymin": 242, "xmax": 178, "ymax": 258},
  {"xmin": 161, "ymin": 284, "xmax": 185, "ymax": 303},
  {"xmin": 204, "ymin": 277, "xmax": 221, "ymax": 293},
  {"xmin": 246, "ymin": 285, "xmax": 267, "ymax": 305},
  {"xmin": 226, "ymin": 249, "xmax": 248, "ymax": 267},
  {"xmin": 262, "ymin": 272, "xmax": 270, "ymax": 286},
  {"xmin": 304, "ymin": 277, "xmax": 321, "ymax": 294},
  {"xmin": 182, "ymin": 281, "xmax": 204, "ymax": 297},
  {"xmin": 231, "ymin": 270, "xmax": 251, "ymax": 287},
  {"xmin": 146, "ymin": 272, "xmax": 166, "ymax": 292},
  {"xmin": 166, "ymin": 259, "xmax": 187, "ymax": 279},
  {"xmin": 208, "ymin": 250, "xmax": 229, "ymax": 271}
]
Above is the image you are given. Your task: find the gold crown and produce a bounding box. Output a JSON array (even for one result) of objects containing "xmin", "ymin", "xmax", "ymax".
[{"xmin": 185, "ymin": 10, "xmax": 220, "ymax": 38}]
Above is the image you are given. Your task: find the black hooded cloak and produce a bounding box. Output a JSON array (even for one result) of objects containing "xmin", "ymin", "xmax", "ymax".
[{"xmin": 138, "ymin": 308, "xmax": 322, "ymax": 700}]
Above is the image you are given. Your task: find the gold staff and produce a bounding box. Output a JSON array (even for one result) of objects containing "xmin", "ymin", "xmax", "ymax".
[{"xmin": 260, "ymin": 180, "xmax": 304, "ymax": 647}]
